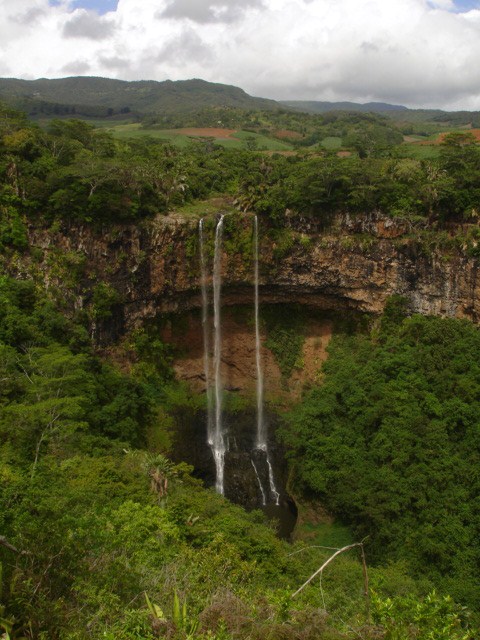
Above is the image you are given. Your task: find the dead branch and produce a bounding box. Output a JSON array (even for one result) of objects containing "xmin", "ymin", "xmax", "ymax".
[
  {"xmin": 292, "ymin": 543, "xmax": 362, "ymax": 598},
  {"xmin": 292, "ymin": 541, "xmax": 369, "ymax": 613},
  {"xmin": 0, "ymin": 535, "xmax": 29, "ymax": 555}
]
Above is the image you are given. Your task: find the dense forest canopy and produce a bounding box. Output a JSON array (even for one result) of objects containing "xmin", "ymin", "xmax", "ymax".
[
  {"xmin": 283, "ymin": 298, "xmax": 480, "ymax": 609},
  {"xmin": 1, "ymin": 101, "xmax": 480, "ymax": 233},
  {"xmin": 1, "ymin": 99, "xmax": 479, "ymax": 638}
]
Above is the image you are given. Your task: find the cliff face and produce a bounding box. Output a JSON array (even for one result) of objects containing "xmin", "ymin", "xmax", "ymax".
[
  {"xmin": 24, "ymin": 211, "xmax": 480, "ymax": 333},
  {"xmin": 20, "ymin": 211, "xmax": 480, "ymax": 513}
]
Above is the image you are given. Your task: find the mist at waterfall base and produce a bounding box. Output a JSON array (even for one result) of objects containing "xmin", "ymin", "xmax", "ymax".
[{"xmin": 195, "ymin": 215, "xmax": 297, "ymax": 538}]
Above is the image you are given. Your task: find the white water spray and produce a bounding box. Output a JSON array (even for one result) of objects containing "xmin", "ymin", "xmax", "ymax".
[
  {"xmin": 199, "ymin": 219, "xmax": 214, "ymax": 446},
  {"xmin": 213, "ymin": 215, "xmax": 226, "ymax": 494},
  {"xmin": 251, "ymin": 459, "xmax": 267, "ymax": 506},
  {"xmin": 254, "ymin": 215, "xmax": 266, "ymax": 451},
  {"xmin": 266, "ymin": 457, "xmax": 280, "ymax": 505},
  {"xmin": 253, "ymin": 216, "xmax": 280, "ymax": 505}
]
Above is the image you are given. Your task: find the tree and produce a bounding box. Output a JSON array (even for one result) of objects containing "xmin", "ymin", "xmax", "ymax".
[{"xmin": 2, "ymin": 345, "xmax": 93, "ymax": 475}]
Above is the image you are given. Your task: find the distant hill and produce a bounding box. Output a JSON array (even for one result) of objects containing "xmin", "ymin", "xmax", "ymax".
[
  {"xmin": 280, "ymin": 100, "xmax": 409, "ymax": 113},
  {"xmin": 0, "ymin": 76, "xmax": 281, "ymax": 119},
  {"xmin": 2, "ymin": 77, "xmax": 480, "ymax": 128},
  {"xmin": 281, "ymin": 99, "xmax": 480, "ymax": 127}
]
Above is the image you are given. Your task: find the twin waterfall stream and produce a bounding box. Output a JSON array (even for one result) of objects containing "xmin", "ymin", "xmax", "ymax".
[{"xmin": 199, "ymin": 215, "xmax": 280, "ymax": 506}]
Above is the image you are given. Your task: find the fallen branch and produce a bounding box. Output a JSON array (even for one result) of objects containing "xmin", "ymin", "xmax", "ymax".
[
  {"xmin": 292, "ymin": 543, "xmax": 363, "ymax": 598},
  {"xmin": 0, "ymin": 535, "xmax": 29, "ymax": 555},
  {"xmin": 292, "ymin": 540, "xmax": 370, "ymax": 621}
]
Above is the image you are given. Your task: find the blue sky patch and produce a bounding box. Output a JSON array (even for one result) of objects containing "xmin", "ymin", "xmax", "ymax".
[
  {"xmin": 427, "ymin": 0, "xmax": 479, "ymax": 11},
  {"xmin": 49, "ymin": 1, "xmax": 119, "ymax": 15},
  {"xmin": 454, "ymin": 0, "xmax": 480, "ymax": 11},
  {"xmin": 452, "ymin": 1, "xmax": 480, "ymax": 11}
]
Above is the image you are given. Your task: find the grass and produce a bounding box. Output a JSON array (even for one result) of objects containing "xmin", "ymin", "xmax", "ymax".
[
  {"xmin": 398, "ymin": 143, "xmax": 441, "ymax": 160},
  {"xmin": 106, "ymin": 124, "xmax": 294, "ymax": 150},
  {"xmin": 173, "ymin": 197, "xmax": 237, "ymax": 218},
  {"xmin": 231, "ymin": 130, "xmax": 294, "ymax": 150},
  {"xmin": 295, "ymin": 520, "xmax": 354, "ymax": 548},
  {"xmin": 320, "ymin": 136, "xmax": 342, "ymax": 150}
]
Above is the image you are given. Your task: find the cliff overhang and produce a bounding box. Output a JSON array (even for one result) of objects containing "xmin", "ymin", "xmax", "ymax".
[{"xmin": 17, "ymin": 210, "xmax": 480, "ymax": 342}]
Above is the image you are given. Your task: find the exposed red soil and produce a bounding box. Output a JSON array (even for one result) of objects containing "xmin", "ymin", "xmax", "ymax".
[
  {"xmin": 160, "ymin": 310, "xmax": 333, "ymax": 403},
  {"xmin": 175, "ymin": 128, "xmax": 237, "ymax": 138},
  {"xmin": 337, "ymin": 151, "xmax": 352, "ymax": 157},
  {"xmin": 272, "ymin": 129, "xmax": 303, "ymax": 140},
  {"xmin": 436, "ymin": 128, "xmax": 480, "ymax": 143},
  {"xmin": 409, "ymin": 129, "xmax": 480, "ymax": 146}
]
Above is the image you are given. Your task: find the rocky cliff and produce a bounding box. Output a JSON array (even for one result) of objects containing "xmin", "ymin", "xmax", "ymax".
[
  {"xmin": 14, "ymin": 207, "xmax": 478, "ymax": 400},
  {"xmin": 17, "ymin": 209, "xmax": 479, "ymax": 517},
  {"xmin": 23, "ymin": 209, "xmax": 480, "ymax": 333}
]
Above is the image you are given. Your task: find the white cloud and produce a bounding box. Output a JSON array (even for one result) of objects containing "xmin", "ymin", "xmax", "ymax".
[
  {"xmin": 0, "ymin": 0, "xmax": 479, "ymax": 109},
  {"xmin": 159, "ymin": 0, "xmax": 266, "ymax": 24},
  {"xmin": 62, "ymin": 10, "xmax": 115, "ymax": 39}
]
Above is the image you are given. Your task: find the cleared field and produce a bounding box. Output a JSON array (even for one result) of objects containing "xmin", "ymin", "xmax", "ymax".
[
  {"xmin": 272, "ymin": 129, "xmax": 304, "ymax": 140},
  {"xmin": 398, "ymin": 144, "xmax": 441, "ymax": 159},
  {"xmin": 398, "ymin": 127, "xmax": 480, "ymax": 160},
  {"xmin": 436, "ymin": 128, "xmax": 480, "ymax": 143},
  {"xmin": 320, "ymin": 136, "xmax": 342, "ymax": 149},
  {"xmin": 106, "ymin": 124, "xmax": 294, "ymax": 150}
]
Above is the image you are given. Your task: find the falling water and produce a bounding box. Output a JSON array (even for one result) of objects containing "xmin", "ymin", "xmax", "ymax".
[
  {"xmin": 254, "ymin": 216, "xmax": 280, "ymax": 505},
  {"xmin": 251, "ymin": 459, "xmax": 267, "ymax": 506},
  {"xmin": 213, "ymin": 215, "xmax": 226, "ymax": 494},
  {"xmin": 254, "ymin": 215, "xmax": 266, "ymax": 451},
  {"xmin": 266, "ymin": 457, "xmax": 280, "ymax": 505},
  {"xmin": 199, "ymin": 219, "xmax": 214, "ymax": 446}
]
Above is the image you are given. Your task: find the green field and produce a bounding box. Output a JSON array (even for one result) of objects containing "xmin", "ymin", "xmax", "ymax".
[
  {"xmin": 106, "ymin": 123, "xmax": 295, "ymax": 150},
  {"xmin": 320, "ymin": 136, "xmax": 343, "ymax": 150},
  {"xmin": 398, "ymin": 143, "xmax": 442, "ymax": 159}
]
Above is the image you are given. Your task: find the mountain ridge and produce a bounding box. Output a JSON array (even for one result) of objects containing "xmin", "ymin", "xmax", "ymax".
[
  {"xmin": 0, "ymin": 75, "xmax": 281, "ymax": 118},
  {"xmin": 1, "ymin": 76, "xmax": 479, "ymax": 127},
  {"xmin": 280, "ymin": 99, "xmax": 409, "ymax": 113}
]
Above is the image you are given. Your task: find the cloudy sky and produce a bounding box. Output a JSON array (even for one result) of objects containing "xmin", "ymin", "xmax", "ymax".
[{"xmin": 1, "ymin": 0, "xmax": 480, "ymax": 109}]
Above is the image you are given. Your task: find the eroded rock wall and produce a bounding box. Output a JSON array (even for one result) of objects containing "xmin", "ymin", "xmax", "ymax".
[{"xmin": 20, "ymin": 210, "xmax": 480, "ymax": 338}]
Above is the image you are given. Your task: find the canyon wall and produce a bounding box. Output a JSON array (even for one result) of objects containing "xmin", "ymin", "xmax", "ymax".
[
  {"xmin": 23, "ymin": 210, "xmax": 480, "ymax": 334},
  {"xmin": 17, "ymin": 209, "xmax": 479, "ymax": 515}
]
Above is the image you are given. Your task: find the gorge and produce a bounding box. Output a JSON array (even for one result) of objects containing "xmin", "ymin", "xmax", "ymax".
[
  {"xmin": 23, "ymin": 206, "xmax": 480, "ymax": 333},
  {"xmin": 3, "ymin": 204, "xmax": 480, "ymax": 635},
  {"xmin": 2, "ymin": 76, "xmax": 480, "ymax": 638},
  {"xmin": 12, "ymin": 206, "xmax": 480, "ymax": 523}
]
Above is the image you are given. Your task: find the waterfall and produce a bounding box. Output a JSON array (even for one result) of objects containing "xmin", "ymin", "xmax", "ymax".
[
  {"xmin": 267, "ymin": 457, "xmax": 280, "ymax": 505},
  {"xmin": 199, "ymin": 219, "xmax": 214, "ymax": 446},
  {"xmin": 212, "ymin": 215, "xmax": 226, "ymax": 494},
  {"xmin": 254, "ymin": 215, "xmax": 266, "ymax": 451},
  {"xmin": 199, "ymin": 214, "xmax": 280, "ymax": 505},
  {"xmin": 254, "ymin": 215, "xmax": 280, "ymax": 506},
  {"xmin": 251, "ymin": 459, "xmax": 266, "ymax": 506}
]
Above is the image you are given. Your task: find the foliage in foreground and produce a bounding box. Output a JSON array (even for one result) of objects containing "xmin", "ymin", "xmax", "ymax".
[{"xmin": 0, "ymin": 278, "xmax": 475, "ymax": 638}]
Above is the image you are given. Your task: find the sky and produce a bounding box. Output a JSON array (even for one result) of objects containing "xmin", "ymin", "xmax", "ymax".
[{"xmin": 1, "ymin": 0, "xmax": 480, "ymax": 110}]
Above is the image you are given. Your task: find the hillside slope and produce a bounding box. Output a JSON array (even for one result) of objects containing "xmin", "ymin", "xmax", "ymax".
[
  {"xmin": 0, "ymin": 76, "xmax": 281, "ymax": 118},
  {"xmin": 281, "ymin": 99, "xmax": 480, "ymax": 126}
]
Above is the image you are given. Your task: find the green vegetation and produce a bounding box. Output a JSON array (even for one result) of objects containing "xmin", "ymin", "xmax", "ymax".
[
  {"xmin": 1, "ymin": 96, "xmax": 480, "ymax": 638},
  {"xmin": 396, "ymin": 144, "xmax": 442, "ymax": 160},
  {"xmin": 2, "ymin": 99, "xmax": 479, "ymax": 230},
  {"xmin": 262, "ymin": 305, "xmax": 306, "ymax": 379},
  {"xmin": 3, "ymin": 277, "xmax": 473, "ymax": 638},
  {"xmin": 283, "ymin": 298, "xmax": 480, "ymax": 613}
]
